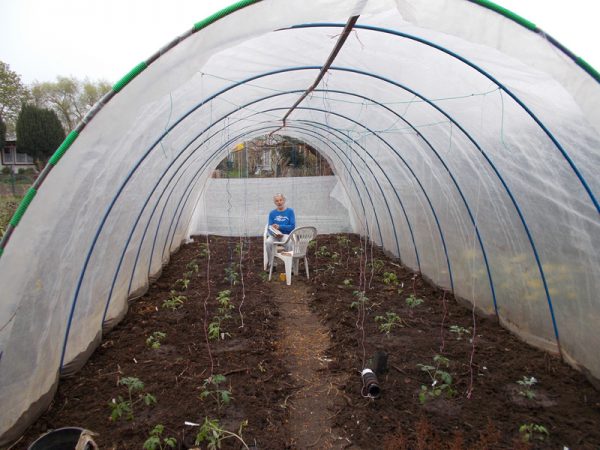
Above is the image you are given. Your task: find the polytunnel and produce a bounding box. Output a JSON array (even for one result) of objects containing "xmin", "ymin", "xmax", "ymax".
[{"xmin": 1, "ymin": 0, "xmax": 599, "ymax": 444}]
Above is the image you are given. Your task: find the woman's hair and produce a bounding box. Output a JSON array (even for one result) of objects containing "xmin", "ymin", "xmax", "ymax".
[{"xmin": 273, "ymin": 193, "xmax": 286, "ymax": 201}]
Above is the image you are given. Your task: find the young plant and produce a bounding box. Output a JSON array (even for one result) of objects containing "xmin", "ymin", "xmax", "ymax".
[
  {"xmin": 516, "ymin": 376, "xmax": 538, "ymax": 399},
  {"xmin": 519, "ymin": 423, "xmax": 549, "ymax": 443},
  {"xmin": 350, "ymin": 290, "xmax": 369, "ymax": 309},
  {"xmin": 224, "ymin": 263, "xmax": 239, "ymax": 285},
  {"xmin": 186, "ymin": 259, "xmax": 200, "ymax": 273},
  {"xmin": 369, "ymin": 259, "xmax": 385, "ymax": 273},
  {"xmin": 208, "ymin": 321, "xmax": 226, "ymax": 341},
  {"xmin": 183, "ymin": 270, "xmax": 195, "ymax": 280},
  {"xmin": 200, "ymin": 374, "xmax": 232, "ymax": 412},
  {"xmin": 449, "ymin": 325, "xmax": 471, "ymax": 340},
  {"xmin": 342, "ymin": 278, "xmax": 352, "ymax": 286},
  {"xmin": 217, "ymin": 290, "xmax": 234, "ymax": 317},
  {"xmin": 207, "ymin": 291, "xmax": 234, "ymax": 340},
  {"xmin": 199, "ymin": 244, "xmax": 210, "ymax": 258},
  {"xmin": 336, "ymin": 235, "xmax": 351, "ymax": 248},
  {"xmin": 405, "ymin": 294, "xmax": 424, "ymax": 308},
  {"xmin": 195, "ymin": 418, "xmax": 249, "ymax": 449},
  {"xmin": 417, "ymin": 355, "xmax": 456, "ymax": 404},
  {"xmin": 258, "ymin": 271, "xmax": 269, "ymax": 282},
  {"xmin": 162, "ymin": 291, "xmax": 186, "ymax": 310},
  {"xmin": 173, "ymin": 278, "xmax": 190, "ymax": 291},
  {"xmin": 143, "ymin": 425, "xmax": 177, "ymax": 450},
  {"xmin": 308, "ymin": 240, "xmax": 317, "ymax": 250},
  {"xmin": 234, "ymin": 242, "xmax": 243, "ymax": 255},
  {"xmin": 382, "ymin": 271, "xmax": 399, "ymax": 285},
  {"xmin": 109, "ymin": 376, "xmax": 156, "ymax": 421},
  {"xmin": 316, "ymin": 245, "xmax": 330, "ymax": 257},
  {"xmin": 146, "ymin": 331, "xmax": 166, "ymax": 349},
  {"xmin": 374, "ymin": 312, "xmax": 403, "ymax": 335}
]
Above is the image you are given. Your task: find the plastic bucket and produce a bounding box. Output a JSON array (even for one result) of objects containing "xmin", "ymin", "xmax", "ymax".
[{"xmin": 28, "ymin": 427, "xmax": 95, "ymax": 450}]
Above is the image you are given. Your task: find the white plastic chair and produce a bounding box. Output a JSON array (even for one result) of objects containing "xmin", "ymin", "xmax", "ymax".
[
  {"xmin": 263, "ymin": 223, "xmax": 290, "ymax": 270},
  {"xmin": 263, "ymin": 224, "xmax": 270, "ymax": 271},
  {"xmin": 268, "ymin": 226, "xmax": 317, "ymax": 285}
]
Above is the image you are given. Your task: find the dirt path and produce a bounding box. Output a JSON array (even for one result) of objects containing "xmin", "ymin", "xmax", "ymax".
[{"xmin": 271, "ymin": 277, "xmax": 356, "ymax": 449}]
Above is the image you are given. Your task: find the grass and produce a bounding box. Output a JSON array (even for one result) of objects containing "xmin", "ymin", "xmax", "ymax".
[
  {"xmin": 0, "ymin": 173, "xmax": 34, "ymax": 238},
  {"xmin": 0, "ymin": 195, "xmax": 21, "ymax": 238},
  {"xmin": 0, "ymin": 173, "xmax": 35, "ymax": 185}
]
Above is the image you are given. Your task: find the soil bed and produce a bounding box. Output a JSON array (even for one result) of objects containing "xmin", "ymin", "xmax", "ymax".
[{"xmin": 12, "ymin": 234, "xmax": 600, "ymax": 449}]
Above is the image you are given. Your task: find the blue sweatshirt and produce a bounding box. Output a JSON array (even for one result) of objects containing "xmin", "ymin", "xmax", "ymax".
[{"xmin": 268, "ymin": 208, "xmax": 295, "ymax": 234}]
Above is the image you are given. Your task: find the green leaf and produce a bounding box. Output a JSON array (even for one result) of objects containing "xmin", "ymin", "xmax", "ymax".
[
  {"xmin": 143, "ymin": 436, "xmax": 160, "ymax": 450},
  {"xmin": 120, "ymin": 376, "xmax": 144, "ymax": 392},
  {"xmin": 144, "ymin": 393, "xmax": 157, "ymax": 405},
  {"xmin": 211, "ymin": 374, "xmax": 226, "ymax": 384},
  {"xmin": 221, "ymin": 390, "xmax": 231, "ymax": 404},
  {"xmin": 438, "ymin": 371, "xmax": 453, "ymax": 385}
]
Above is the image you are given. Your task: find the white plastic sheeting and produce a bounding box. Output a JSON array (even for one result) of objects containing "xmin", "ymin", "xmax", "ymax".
[
  {"xmin": 0, "ymin": 0, "xmax": 599, "ymax": 444},
  {"xmin": 190, "ymin": 176, "xmax": 354, "ymax": 236}
]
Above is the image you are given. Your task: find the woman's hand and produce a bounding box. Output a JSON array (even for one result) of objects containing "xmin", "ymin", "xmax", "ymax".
[{"xmin": 272, "ymin": 224, "xmax": 280, "ymax": 230}]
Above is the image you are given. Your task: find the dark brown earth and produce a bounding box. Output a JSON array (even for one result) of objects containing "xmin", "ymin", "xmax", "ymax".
[{"xmin": 10, "ymin": 234, "xmax": 600, "ymax": 449}]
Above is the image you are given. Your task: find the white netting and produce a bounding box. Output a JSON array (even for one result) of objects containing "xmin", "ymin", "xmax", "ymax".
[{"xmin": 1, "ymin": 0, "xmax": 599, "ymax": 443}]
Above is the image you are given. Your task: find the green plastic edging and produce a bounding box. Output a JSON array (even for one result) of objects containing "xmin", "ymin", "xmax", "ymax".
[
  {"xmin": 112, "ymin": 61, "xmax": 148, "ymax": 93},
  {"xmin": 9, "ymin": 188, "xmax": 37, "ymax": 227},
  {"xmin": 473, "ymin": 1, "xmax": 599, "ymax": 82},
  {"xmin": 49, "ymin": 130, "xmax": 79, "ymax": 166},
  {"xmin": 471, "ymin": 0, "xmax": 537, "ymax": 31},
  {"xmin": 193, "ymin": 0, "xmax": 262, "ymax": 32},
  {"xmin": 577, "ymin": 57, "xmax": 600, "ymax": 82}
]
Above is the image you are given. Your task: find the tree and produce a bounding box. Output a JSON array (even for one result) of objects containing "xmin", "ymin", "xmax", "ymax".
[
  {"xmin": 16, "ymin": 104, "xmax": 65, "ymax": 168},
  {"xmin": 0, "ymin": 61, "xmax": 30, "ymax": 136},
  {"xmin": 0, "ymin": 116, "xmax": 6, "ymax": 151},
  {"xmin": 31, "ymin": 76, "xmax": 111, "ymax": 132}
]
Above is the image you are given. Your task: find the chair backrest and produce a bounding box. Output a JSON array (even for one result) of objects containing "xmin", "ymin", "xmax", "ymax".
[{"xmin": 288, "ymin": 226, "xmax": 317, "ymax": 257}]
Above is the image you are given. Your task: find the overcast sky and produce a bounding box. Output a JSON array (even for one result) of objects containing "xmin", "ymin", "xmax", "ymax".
[{"xmin": 1, "ymin": 0, "xmax": 598, "ymax": 85}]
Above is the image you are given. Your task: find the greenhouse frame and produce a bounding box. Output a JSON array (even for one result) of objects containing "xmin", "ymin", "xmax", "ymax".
[{"xmin": 0, "ymin": 0, "xmax": 599, "ymax": 444}]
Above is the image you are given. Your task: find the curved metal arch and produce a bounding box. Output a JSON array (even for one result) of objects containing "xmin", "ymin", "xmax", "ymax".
[
  {"xmin": 288, "ymin": 120, "xmax": 417, "ymax": 265},
  {"xmin": 174, "ymin": 71, "xmax": 561, "ymax": 347},
  {"xmin": 154, "ymin": 120, "xmax": 383, "ymax": 279},
  {"xmin": 102, "ymin": 121, "xmax": 272, "ymax": 323},
  {"xmin": 160, "ymin": 84, "xmax": 504, "ymax": 299},
  {"xmin": 106, "ymin": 108, "xmax": 381, "ymax": 325},
  {"xmin": 133, "ymin": 83, "xmax": 476, "ymax": 306},
  {"xmin": 299, "ymin": 88, "xmax": 497, "ymax": 313},
  {"xmin": 112, "ymin": 119, "xmax": 372, "ymax": 319},
  {"xmin": 60, "ymin": 66, "xmax": 324, "ymax": 368},
  {"xmin": 62, "ymin": 60, "xmax": 562, "ymax": 368},
  {"xmin": 160, "ymin": 124, "xmax": 384, "ymax": 276},
  {"xmin": 161, "ymin": 121, "xmax": 402, "ymax": 266},
  {"xmin": 260, "ymin": 104, "xmax": 455, "ymax": 292},
  {"xmin": 313, "ymin": 65, "xmax": 561, "ymax": 349},
  {"xmin": 292, "ymin": 22, "xmax": 599, "ymax": 216},
  {"xmin": 278, "ymin": 122, "xmax": 405, "ymax": 261},
  {"xmin": 157, "ymin": 118, "xmax": 390, "ymax": 266},
  {"xmin": 62, "ymin": 64, "xmax": 455, "ymax": 368}
]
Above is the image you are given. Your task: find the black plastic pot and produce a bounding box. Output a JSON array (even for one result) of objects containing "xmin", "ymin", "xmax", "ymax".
[
  {"xmin": 361, "ymin": 368, "xmax": 381, "ymax": 398},
  {"xmin": 28, "ymin": 427, "xmax": 96, "ymax": 450}
]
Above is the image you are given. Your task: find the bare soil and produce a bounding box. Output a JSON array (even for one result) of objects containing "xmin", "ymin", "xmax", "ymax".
[{"xmin": 11, "ymin": 234, "xmax": 600, "ymax": 449}]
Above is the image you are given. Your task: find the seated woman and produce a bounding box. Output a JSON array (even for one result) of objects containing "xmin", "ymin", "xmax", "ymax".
[{"xmin": 265, "ymin": 193, "xmax": 295, "ymax": 267}]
